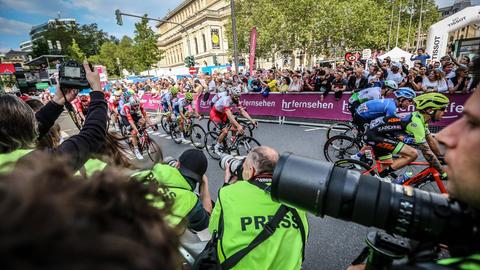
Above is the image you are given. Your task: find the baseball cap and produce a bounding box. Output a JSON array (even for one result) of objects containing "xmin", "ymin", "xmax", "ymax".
[{"xmin": 178, "ymin": 149, "xmax": 208, "ymax": 183}]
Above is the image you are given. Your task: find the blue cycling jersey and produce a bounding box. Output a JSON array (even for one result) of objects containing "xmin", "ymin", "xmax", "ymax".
[{"xmin": 356, "ymin": 98, "xmax": 397, "ymax": 121}]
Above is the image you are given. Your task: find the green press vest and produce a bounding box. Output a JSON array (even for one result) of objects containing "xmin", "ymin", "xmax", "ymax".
[
  {"xmin": 75, "ymin": 159, "xmax": 108, "ymax": 178},
  {"xmin": 209, "ymin": 181, "xmax": 309, "ymax": 270},
  {"xmin": 437, "ymin": 253, "xmax": 480, "ymax": 270},
  {"xmin": 0, "ymin": 149, "xmax": 34, "ymax": 174},
  {"xmin": 134, "ymin": 164, "xmax": 198, "ymax": 227}
]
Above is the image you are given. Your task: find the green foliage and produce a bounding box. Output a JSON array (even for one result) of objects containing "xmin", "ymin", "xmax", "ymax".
[
  {"xmin": 132, "ymin": 14, "xmax": 163, "ymax": 72},
  {"xmin": 227, "ymin": 0, "xmax": 440, "ymax": 59},
  {"xmin": 67, "ymin": 38, "xmax": 85, "ymax": 61}
]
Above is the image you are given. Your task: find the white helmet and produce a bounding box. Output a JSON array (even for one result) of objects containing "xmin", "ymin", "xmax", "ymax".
[{"xmin": 229, "ymin": 86, "xmax": 242, "ymax": 97}]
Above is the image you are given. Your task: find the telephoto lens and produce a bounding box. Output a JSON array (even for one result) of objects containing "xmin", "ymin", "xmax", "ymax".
[
  {"xmin": 219, "ymin": 154, "xmax": 246, "ymax": 178},
  {"xmin": 163, "ymin": 156, "xmax": 178, "ymax": 167},
  {"xmin": 271, "ymin": 152, "xmax": 480, "ymax": 247}
]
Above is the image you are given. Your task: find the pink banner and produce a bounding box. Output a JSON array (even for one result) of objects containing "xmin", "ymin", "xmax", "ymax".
[
  {"xmin": 249, "ymin": 27, "xmax": 257, "ymax": 75},
  {"xmin": 142, "ymin": 92, "xmax": 470, "ymax": 127},
  {"xmin": 140, "ymin": 94, "xmax": 162, "ymax": 110}
]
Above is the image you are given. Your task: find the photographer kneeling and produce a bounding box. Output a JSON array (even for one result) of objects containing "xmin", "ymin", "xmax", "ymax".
[
  {"xmin": 208, "ymin": 146, "xmax": 308, "ymax": 269},
  {"xmin": 0, "ymin": 60, "xmax": 107, "ymax": 173}
]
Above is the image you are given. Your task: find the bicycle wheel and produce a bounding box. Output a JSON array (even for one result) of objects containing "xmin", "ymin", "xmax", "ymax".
[
  {"xmin": 146, "ymin": 139, "xmax": 162, "ymax": 162},
  {"xmin": 234, "ymin": 136, "xmax": 261, "ymax": 156},
  {"xmin": 326, "ymin": 122, "xmax": 355, "ymax": 139},
  {"xmin": 205, "ymin": 131, "xmax": 222, "ymax": 160},
  {"xmin": 160, "ymin": 115, "xmax": 171, "ymax": 134},
  {"xmin": 190, "ymin": 124, "xmax": 207, "ymax": 149},
  {"xmin": 170, "ymin": 123, "xmax": 183, "ymax": 144},
  {"xmin": 334, "ymin": 159, "xmax": 377, "ymax": 176},
  {"xmin": 207, "ymin": 119, "xmax": 220, "ymax": 133},
  {"xmin": 411, "ymin": 175, "xmax": 448, "ymax": 194},
  {"xmin": 323, "ymin": 135, "xmax": 360, "ymax": 163}
]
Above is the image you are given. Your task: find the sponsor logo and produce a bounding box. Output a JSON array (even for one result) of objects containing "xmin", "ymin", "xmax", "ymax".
[
  {"xmin": 447, "ymin": 16, "xmax": 466, "ymax": 28},
  {"xmin": 281, "ymin": 99, "xmax": 333, "ymax": 112},
  {"xmin": 432, "ymin": 36, "xmax": 441, "ymax": 60},
  {"xmin": 376, "ymin": 142, "xmax": 395, "ymax": 151},
  {"xmin": 387, "ymin": 118, "xmax": 401, "ymax": 123},
  {"xmin": 378, "ymin": 125, "xmax": 401, "ymax": 132}
]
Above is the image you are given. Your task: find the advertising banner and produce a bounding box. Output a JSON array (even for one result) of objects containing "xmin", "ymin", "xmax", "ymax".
[
  {"xmin": 249, "ymin": 27, "xmax": 257, "ymax": 75},
  {"xmin": 142, "ymin": 92, "xmax": 469, "ymax": 127}
]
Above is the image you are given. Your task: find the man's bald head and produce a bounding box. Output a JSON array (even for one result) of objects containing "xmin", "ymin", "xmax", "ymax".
[{"xmin": 245, "ymin": 146, "xmax": 279, "ymax": 175}]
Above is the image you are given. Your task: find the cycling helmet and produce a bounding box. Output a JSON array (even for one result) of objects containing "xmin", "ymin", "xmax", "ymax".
[
  {"xmin": 394, "ymin": 87, "xmax": 416, "ymax": 99},
  {"xmin": 229, "ymin": 86, "xmax": 242, "ymax": 97},
  {"xmin": 414, "ymin": 93, "xmax": 449, "ymax": 111},
  {"xmin": 170, "ymin": 86, "xmax": 179, "ymax": 95},
  {"xmin": 79, "ymin": 95, "xmax": 89, "ymax": 102},
  {"xmin": 114, "ymin": 90, "xmax": 122, "ymax": 96},
  {"xmin": 383, "ymin": 80, "xmax": 398, "ymax": 90},
  {"xmin": 184, "ymin": 92, "xmax": 193, "ymax": 101},
  {"xmin": 129, "ymin": 96, "xmax": 140, "ymax": 106}
]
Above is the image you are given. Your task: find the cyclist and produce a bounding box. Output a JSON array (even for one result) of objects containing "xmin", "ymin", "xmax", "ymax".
[
  {"xmin": 364, "ymin": 93, "xmax": 449, "ymax": 183},
  {"xmin": 120, "ymin": 96, "xmax": 149, "ymax": 160},
  {"xmin": 351, "ymin": 87, "xmax": 416, "ymax": 161},
  {"xmin": 161, "ymin": 86, "xmax": 179, "ymax": 113},
  {"xmin": 348, "ymin": 80, "xmax": 398, "ymax": 116},
  {"xmin": 108, "ymin": 90, "xmax": 122, "ymax": 131},
  {"xmin": 73, "ymin": 94, "xmax": 90, "ymax": 125},
  {"xmin": 173, "ymin": 92, "xmax": 194, "ymax": 142},
  {"xmin": 210, "ymin": 87, "xmax": 257, "ymax": 155},
  {"xmin": 352, "ymin": 87, "xmax": 417, "ymax": 132}
]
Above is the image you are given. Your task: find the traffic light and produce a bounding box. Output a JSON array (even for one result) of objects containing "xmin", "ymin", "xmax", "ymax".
[
  {"xmin": 184, "ymin": 55, "xmax": 195, "ymax": 67},
  {"xmin": 115, "ymin": 9, "xmax": 123, "ymax": 26}
]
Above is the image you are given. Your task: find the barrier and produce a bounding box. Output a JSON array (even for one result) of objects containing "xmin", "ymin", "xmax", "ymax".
[{"xmin": 141, "ymin": 92, "xmax": 471, "ymax": 127}]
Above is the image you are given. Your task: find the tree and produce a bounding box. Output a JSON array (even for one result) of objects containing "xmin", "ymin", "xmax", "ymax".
[
  {"xmin": 132, "ymin": 14, "xmax": 163, "ymax": 72},
  {"xmin": 67, "ymin": 38, "xmax": 85, "ymax": 61},
  {"xmin": 87, "ymin": 36, "xmax": 136, "ymax": 77}
]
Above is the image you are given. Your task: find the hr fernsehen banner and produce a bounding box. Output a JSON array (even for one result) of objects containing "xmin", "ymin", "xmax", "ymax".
[{"xmin": 142, "ymin": 92, "xmax": 470, "ymax": 127}]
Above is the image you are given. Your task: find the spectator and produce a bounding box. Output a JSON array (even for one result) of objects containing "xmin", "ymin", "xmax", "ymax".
[
  {"xmin": 410, "ymin": 48, "xmax": 431, "ymax": 67},
  {"xmin": 302, "ymin": 70, "xmax": 315, "ymax": 91},
  {"xmin": 347, "ymin": 67, "xmax": 368, "ymax": 92},
  {"xmin": 448, "ymin": 65, "xmax": 470, "ymax": 94},
  {"xmin": 0, "ymin": 154, "xmax": 180, "ymax": 270},
  {"xmin": 260, "ymin": 70, "xmax": 278, "ymax": 92},
  {"xmin": 385, "ymin": 64, "xmax": 404, "ymax": 85},
  {"xmin": 0, "ymin": 61, "xmax": 108, "ymax": 174},
  {"xmin": 368, "ymin": 70, "xmax": 385, "ymax": 88},
  {"xmin": 418, "ymin": 66, "xmax": 428, "ymax": 80},
  {"xmin": 279, "ymin": 77, "xmax": 290, "ymax": 93},
  {"xmin": 316, "ymin": 70, "xmax": 333, "ymax": 101},
  {"xmin": 422, "ymin": 70, "xmax": 448, "ymax": 93},
  {"xmin": 443, "ymin": 61, "xmax": 456, "ymax": 80},
  {"xmin": 208, "ymin": 146, "xmax": 307, "ymax": 269},
  {"xmin": 331, "ymin": 71, "xmax": 347, "ymax": 100},
  {"xmin": 366, "ymin": 65, "xmax": 379, "ymax": 84},
  {"xmin": 288, "ymin": 73, "xmax": 303, "ymax": 92},
  {"xmin": 400, "ymin": 68, "xmax": 423, "ymax": 91}
]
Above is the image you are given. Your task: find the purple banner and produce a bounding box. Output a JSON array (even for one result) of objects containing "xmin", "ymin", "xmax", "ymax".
[{"xmin": 139, "ymin": 92, "xmax": 469, "ymax": 127}]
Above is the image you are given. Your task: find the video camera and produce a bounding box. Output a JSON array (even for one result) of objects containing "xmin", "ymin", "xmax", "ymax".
[
  {"xmin": 219, "ymin": 154, "xmax": 245, "ymax": 179},
  {"xmin": 272, "ymin": 153, "xmax": 480, "ymax": 268},
  {"xmin": 58, "ymin": 60, "xmax": 90, "ymax": 89}
]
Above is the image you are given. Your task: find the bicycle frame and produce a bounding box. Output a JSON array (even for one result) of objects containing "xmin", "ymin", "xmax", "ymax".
[{"xmin": 359, "ymin": 149, "xmax": 447, "ymax": 194}]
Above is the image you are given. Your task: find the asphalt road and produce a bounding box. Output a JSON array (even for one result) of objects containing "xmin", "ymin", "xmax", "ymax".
[{"xmin": 59, "ymin": 112, "xmax": 368, "ymax": 270}]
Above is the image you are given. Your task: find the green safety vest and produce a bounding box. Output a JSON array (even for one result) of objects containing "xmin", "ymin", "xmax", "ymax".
[
  {"xmin": 437, "ymin": 253, "xmax": 480, "ymax": 270},
  {"xmin": 75, "ymin": 158, "xmax": 108, "ymax": 178},
  {"xmin": 133, "ymin": 164, "xmax": 198, "ymax": 227},
  {"xmin": 0, "ymin": 149, "xmax": 34, "ymax": 174},
  {"xmin": 209, "ymin": 180, "xmax": 309, "ymax": 270}
]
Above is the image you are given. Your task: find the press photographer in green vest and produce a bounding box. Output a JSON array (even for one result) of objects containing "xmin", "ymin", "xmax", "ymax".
[
  {"xmin": 0, "ymin": 61, "xmax": 108, "ymax": 173},
  {"xmin": 208, "ymin": 146, "xmax": 308, "ymax": 269},
  {"xmin": 138, "ymin": 149, "xmax": 213, "ymax": 232}
]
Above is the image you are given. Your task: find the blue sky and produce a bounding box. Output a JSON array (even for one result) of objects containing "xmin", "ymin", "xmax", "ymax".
[{"xmin": 0, "ymin": 0, "xmax": 468, "ymax": 52}]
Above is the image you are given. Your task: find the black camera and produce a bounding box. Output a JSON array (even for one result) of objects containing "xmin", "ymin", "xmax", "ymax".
[
  {"xmin": 58, "ymin": 60, "xmax": 90, "ymax": 89},
  {"xmin": 272, "ymin": 153, "xmax": 480, "ymax": 248},
  {"xmin": 219, "ymin": 154, "xmax": 245, "ymax": 179}
]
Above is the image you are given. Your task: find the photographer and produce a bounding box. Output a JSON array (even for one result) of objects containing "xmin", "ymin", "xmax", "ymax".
[
  {"xmin": 208, "ymin": 146, "xmax": 308, "ymax": 269},
  {"xmin": 136, "ymin": 149, "xmax": 212, "ymax": 232},
  {"xmin": 347, "ymin": 57, "xmax": 480, "ymax": 270},
  {"xmin": 0, "ymin": 60, "xmax": 108, "ymax": 173}
]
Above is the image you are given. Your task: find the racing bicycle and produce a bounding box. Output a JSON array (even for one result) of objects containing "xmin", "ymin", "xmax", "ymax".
[
  {"xmin": 204, "ymin": 123, "xmax": 261, "ymax": 160},
  {"xmin": 170, "ymin": 115, "xmax": 207, "ymax": 148},
  {"xmin": 124, "ymin": 125, "xmax": 162, "ymax": 162}
]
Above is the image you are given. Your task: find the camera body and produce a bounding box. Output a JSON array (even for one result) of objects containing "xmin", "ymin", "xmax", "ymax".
[
  {"xmin": 58, "ymin": 60, "xmax": 90, "ymax": 89},
  {"xmin": 163, "ymin": 156, "xmax": 178, "ymax": 167},
  {"xmin": 219, "ymin": 154, "xmax": 245, "ymax": 179}
]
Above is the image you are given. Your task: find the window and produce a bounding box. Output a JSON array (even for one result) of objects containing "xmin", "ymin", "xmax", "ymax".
[
  {"xmin": 202, "ymin": 33, "xmax": 207, "ymax": 52},
  {"xmin": 194, "ymin": 37, "xmax": 199, "ymax": 54}
]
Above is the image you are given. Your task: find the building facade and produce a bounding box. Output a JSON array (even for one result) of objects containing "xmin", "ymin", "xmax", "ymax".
[
  {"xmin": 19, "ymin": 18, "xmax": 76, "ymax": 53},
  {"xmin": 156, "ymin": 0, "xmax": 230, "ymax": 69},
  {"xmin": 439, "ymin": 0, "xmax": 480, "ymax": 43}
]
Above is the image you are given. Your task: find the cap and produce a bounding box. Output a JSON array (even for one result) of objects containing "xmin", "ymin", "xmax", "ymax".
[{"xmin": 178, "ymin": 149, "xmax": 208, "ymax": 183}]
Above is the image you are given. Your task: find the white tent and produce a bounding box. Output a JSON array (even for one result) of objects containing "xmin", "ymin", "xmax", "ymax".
[{"xmin": 377, "ymin": 47, "xmax": 414, "ymax": 68}]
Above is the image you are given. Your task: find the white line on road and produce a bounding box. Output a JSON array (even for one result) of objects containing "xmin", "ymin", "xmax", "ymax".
[
  {"xmin": 159, "ymin": 134, "xmax": 168, "ymax": 137},
  {"xmin": 304, "ymin": 127, "xmax": 326, "ymax": 132}
]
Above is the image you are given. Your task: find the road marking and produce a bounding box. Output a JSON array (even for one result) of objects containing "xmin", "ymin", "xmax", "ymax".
[
  {"xmin": 159, "ymin": 134, "xmax": 168, "ymax": 137},
  {"xmin": 152, "ymin": 131, "xmax": 161, "ymax": 135},
  {"xmin": 304, "ymin": 127, "xmax": 326, "ymax": 132}
]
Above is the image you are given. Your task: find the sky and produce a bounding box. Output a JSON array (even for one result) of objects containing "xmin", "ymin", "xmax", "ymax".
[
  {"xmin": 0, "ymin": 0, "xmax": 474, "ymax": 53},
  {"xmin": 0, "ymin": 0, "xmax": 184, "ymax": 52}
]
